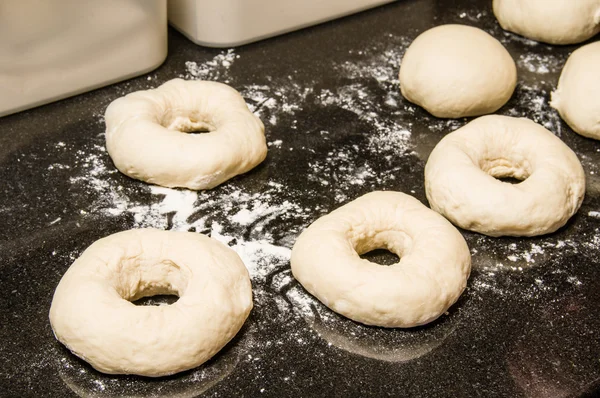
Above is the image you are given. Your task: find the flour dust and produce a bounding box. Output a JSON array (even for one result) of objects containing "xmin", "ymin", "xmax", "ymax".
[{"xmin": 43, "ymin": 23, "xmax": 600, "ymax": 391}]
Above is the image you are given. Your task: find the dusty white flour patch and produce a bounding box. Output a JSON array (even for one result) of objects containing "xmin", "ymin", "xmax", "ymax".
[
  {"xmin": 67, "ymin": 143, "xmax": 300, "ymax": 283},
  {"xmin": 124, "ymin": 186, "xmax": 300, "ymax": 281},
  {"xmin": 184, "ymin": 49, "xmax": 238, "ymax": 81},
  {"xmin": 341, "ymin": 41, "xmax": 408, "ymax": 83},
  {"xmin": 582, "ymin": 230, "xmax": 600, "ymax": 251},
  {"xmin": 471, "ymin": 278, "xmax": 507, "ymax": 296},
  {"xmin": 504, "ymin": 84, "xmax": 563, "ymax": 135},
  {"xmin": 316, "ymin": 85, "xmax": 410, "ymax": 150},
  {"xmin": 428, "ymin": 118, "xmax": 464, "ymax": 133},
  {"xmin": 463, "ymin": 229, "xmax": 597, "ymax": 300},
  {"xmin": 367, "ymin": 125, "xmax": 411, "ymax": 153},
  {"xmin": 179, "ymin": 35, "xmax": 416, "ymax": 180},
  {"xmin": 458, "ymin": 9, "xmax": 486, "ymax": 22},
  {"xmin": 209, "ymin": 222, "xmax": 292, "ymax": 281},
  {"xmin": 176, "ymin": 37, "xmax": 416, "ymax": 204},
  {"xmin": 517, "ymin": 53, "xmax": 561, "ymax": 75},
  {"xmin": 284, "ymin": 278, "xmax": 332, "ymax": 321},
  {"xmin": 126, "ymin": 186, "xmax": 198, "ymax": 230},
  {"xmin": 241, "ymin": 85, "xmax": 278, "ymax": 114},
  {"xmin": 498, "ymin": 30, "xmax": 540, "ymax": 47},
  {"xmin": 506, "ymin": 242, "xmax": 545, "ymax": 264},
  {"xmin": 67, "ymin": 144, "xmax": 129, "ymax": 216},
  {"xmin": 473, "ymin": 236, "xmax": 581, "ymax": 271},
  {"xmin": 239, "ymin": 82, "xmax": 312, "ymax": 126},
  {"xmin": 311, "ymin": 39, "xmax": 415, "ymax": 197}
]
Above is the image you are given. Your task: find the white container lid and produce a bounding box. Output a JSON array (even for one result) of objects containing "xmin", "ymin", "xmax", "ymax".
[
  {"xmin": 168, "ymin": 0, "xmax": 396, "ymax": 47},
  {"xmin": 0, "ymin": 0, "xmax": 168, "ymax": 117}
]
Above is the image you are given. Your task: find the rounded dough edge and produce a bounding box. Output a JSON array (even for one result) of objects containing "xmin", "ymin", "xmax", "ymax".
[
  {"xmin": 399, "ymin": 24, "xmax": 516, "ymax": 118},
  {"xmin": 493, "ymin": 0, "xmax": 600, "ymax": 45},
  {"xmin": 424, "ymin": 115, "xmax": 585, "ymax": 237},
  {"xmin": 291, "ymin": 191, "xmax": 471, "ymax": 328},
  {"xmin": 49, "ymin": 228, "xmax": 253, "ymax": 377},
  {"xmin": 104, "ymin": 78, "xmax": 267, "ymax": 190},
  {"xmin": 551, "ymin": 41, "xmax": 600, "ymax": 140}
]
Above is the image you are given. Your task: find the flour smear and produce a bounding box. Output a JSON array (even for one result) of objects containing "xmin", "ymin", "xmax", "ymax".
[{"xmin": 63, "ymin": 31, "xmax": 597, "ymax": 322}]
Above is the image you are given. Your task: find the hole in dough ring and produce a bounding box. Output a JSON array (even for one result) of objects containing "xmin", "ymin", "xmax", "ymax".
[
  {"xmin": 104, "ymin": 78, "xmax": 267, "ymax": 190},
  {"xmin": 290, "ymin": 191, "xmax": 471, "ymax": 328},
  {"xmin": 49, "ymin": 228, "xmax": 253, "ymax": 377},
  {"xmin": 425, "ymin": 115, "xmax": 586, "ymax": 237}
]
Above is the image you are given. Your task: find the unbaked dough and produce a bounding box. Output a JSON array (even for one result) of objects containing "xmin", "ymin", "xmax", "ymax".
[
  {"xmin": 425, "ymin": 115, "xmax": 585, "ymax": 237},
  {"xmin": 399, "ymin": 24, "xmax": 516, "ymax": 118},
  {"xmin": 551, "ymin": 41, "xmax": 600, "ymax": 140},
  {"xmin": 493, "ymin": 0, "xmax": 600, "ymax": 45},
  {"xmin": 290, "ymin": 191, "xmax": 471, "ymax": 328},
  {"xmin": 105, "ymin": 78, "xmax": 267, "ymax": 190},
  {"xmin": 49, "ymin": 228, "xmax": 253, "ymax": 377}
]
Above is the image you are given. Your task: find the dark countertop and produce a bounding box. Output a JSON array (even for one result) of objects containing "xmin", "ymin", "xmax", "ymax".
[{"xmin": 1, "ymin": 0, "xmax": 599, "ymax": 397}]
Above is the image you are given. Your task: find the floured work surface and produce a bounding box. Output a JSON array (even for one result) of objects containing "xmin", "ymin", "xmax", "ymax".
[{"xmin": 1, "ymin": 0, "xmax": 599, "ymax": 396}]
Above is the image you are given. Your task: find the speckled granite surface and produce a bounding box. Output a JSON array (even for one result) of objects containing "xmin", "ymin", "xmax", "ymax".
[{"xmin": 1, "ymin": 0, "xmax": 599, "ymax": 397}]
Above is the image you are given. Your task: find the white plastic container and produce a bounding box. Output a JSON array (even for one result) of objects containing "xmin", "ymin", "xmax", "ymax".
[
  {"xmin": 0, "ymin": 0, "xmax": 167, "ymax": 117},
  {"xmin": 168, "ymin": 0, "xmax": 396, "ymax": 47}
]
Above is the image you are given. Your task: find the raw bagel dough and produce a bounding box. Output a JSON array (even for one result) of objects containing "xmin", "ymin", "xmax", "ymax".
[
  {"xmin": 493, "ymin": 0, "xmax": 600, "ymax": 45},
  {"xmin": 49, "ymin": 228, "xmax": 253, "ymax": 377},
  {"xmin": 551, "ymin": 41, "xmax": 600, "ymax": 140},
  {"xmin": 105, "ymin": 78, "xmax": 267, "ymax": 190},
  {"xmin": 425, "ymin": 115, "xmax": 585, "ymax": 237},
  {"xmin": 290, "ymin": 191, "xmax": 471, "ymax": 328},
  {"xmin": 399, "ymin": 24, "xmax": 516, "ymax": 118}
]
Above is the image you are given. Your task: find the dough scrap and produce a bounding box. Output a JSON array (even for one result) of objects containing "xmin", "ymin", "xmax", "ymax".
[
  {"xmin": 493, "ymin": 0, "xmax": 600, "ymax": 45},
  {"xmin": 399, "ymin": 24, "xmax": 516, "ymax": 118},
  {"xmin": 425, "ymin": 115, "xmax": 585, "ymax": 237},
  {"xmin": 291, "ymin": 191, "xmax": 471, "ymax": 328},
  {"xmin": 551, "ymin": 41, "xmax": 600, "ymax": 140},
  {"xmin": 49, "ymin": 228, "xmax": 253, "ymax": 377},
  {"xmin": 104, "ymin": 78, "xmax": 267, "ymax": 190}
]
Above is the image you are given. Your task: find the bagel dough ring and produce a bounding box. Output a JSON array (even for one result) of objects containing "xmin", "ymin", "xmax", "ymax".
[
  {"xmin": 105, "ymin": 78, "xmax": 267, "ymax": 190},
  {"xmin": 399, "ymin": 24, "xmax": 517, "ymax": 118},
  {"xmin": 49, "ymin": 228, "xmax": 253, "ymax": 377},
  {"xmin": 425, "ymin": 115, "xmax": 585, "ymax": 237},
  {"xmin": 290, "ymin": 191, "xmax": 471, "ymax": 328},
  {"xmin": 551, "ymin": 41, "xmax": 600, "ymax": 140},
  {"xmin": 493, "ymin": 0, "xmax": 600, "ymax": 45}
]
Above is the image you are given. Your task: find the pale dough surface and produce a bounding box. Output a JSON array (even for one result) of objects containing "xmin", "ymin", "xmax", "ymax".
[
  {"xmin": 291, "ymin": 191, "xmax": 471, "ymax": 328},
  {"xmin": 399, "ymin": 24, "xmax": 516, "ymax": 118},
  {"xmin": 425, "ymin": 115, "xmax": 585, "ymax": 237},
  {"xmin": 105, "ymin": 78, "xmax": 267, "ymax": 190},
  {"xmin": 49, "ymin": 228, "xmax": 253, "ymax": 377},
  {"xmin": 493, "ymin": 0, "xmax": 600, "ymax": 45},
  {"xmin": 551, "ymin": 41, "xmax": 600, "ymax": 140}
]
